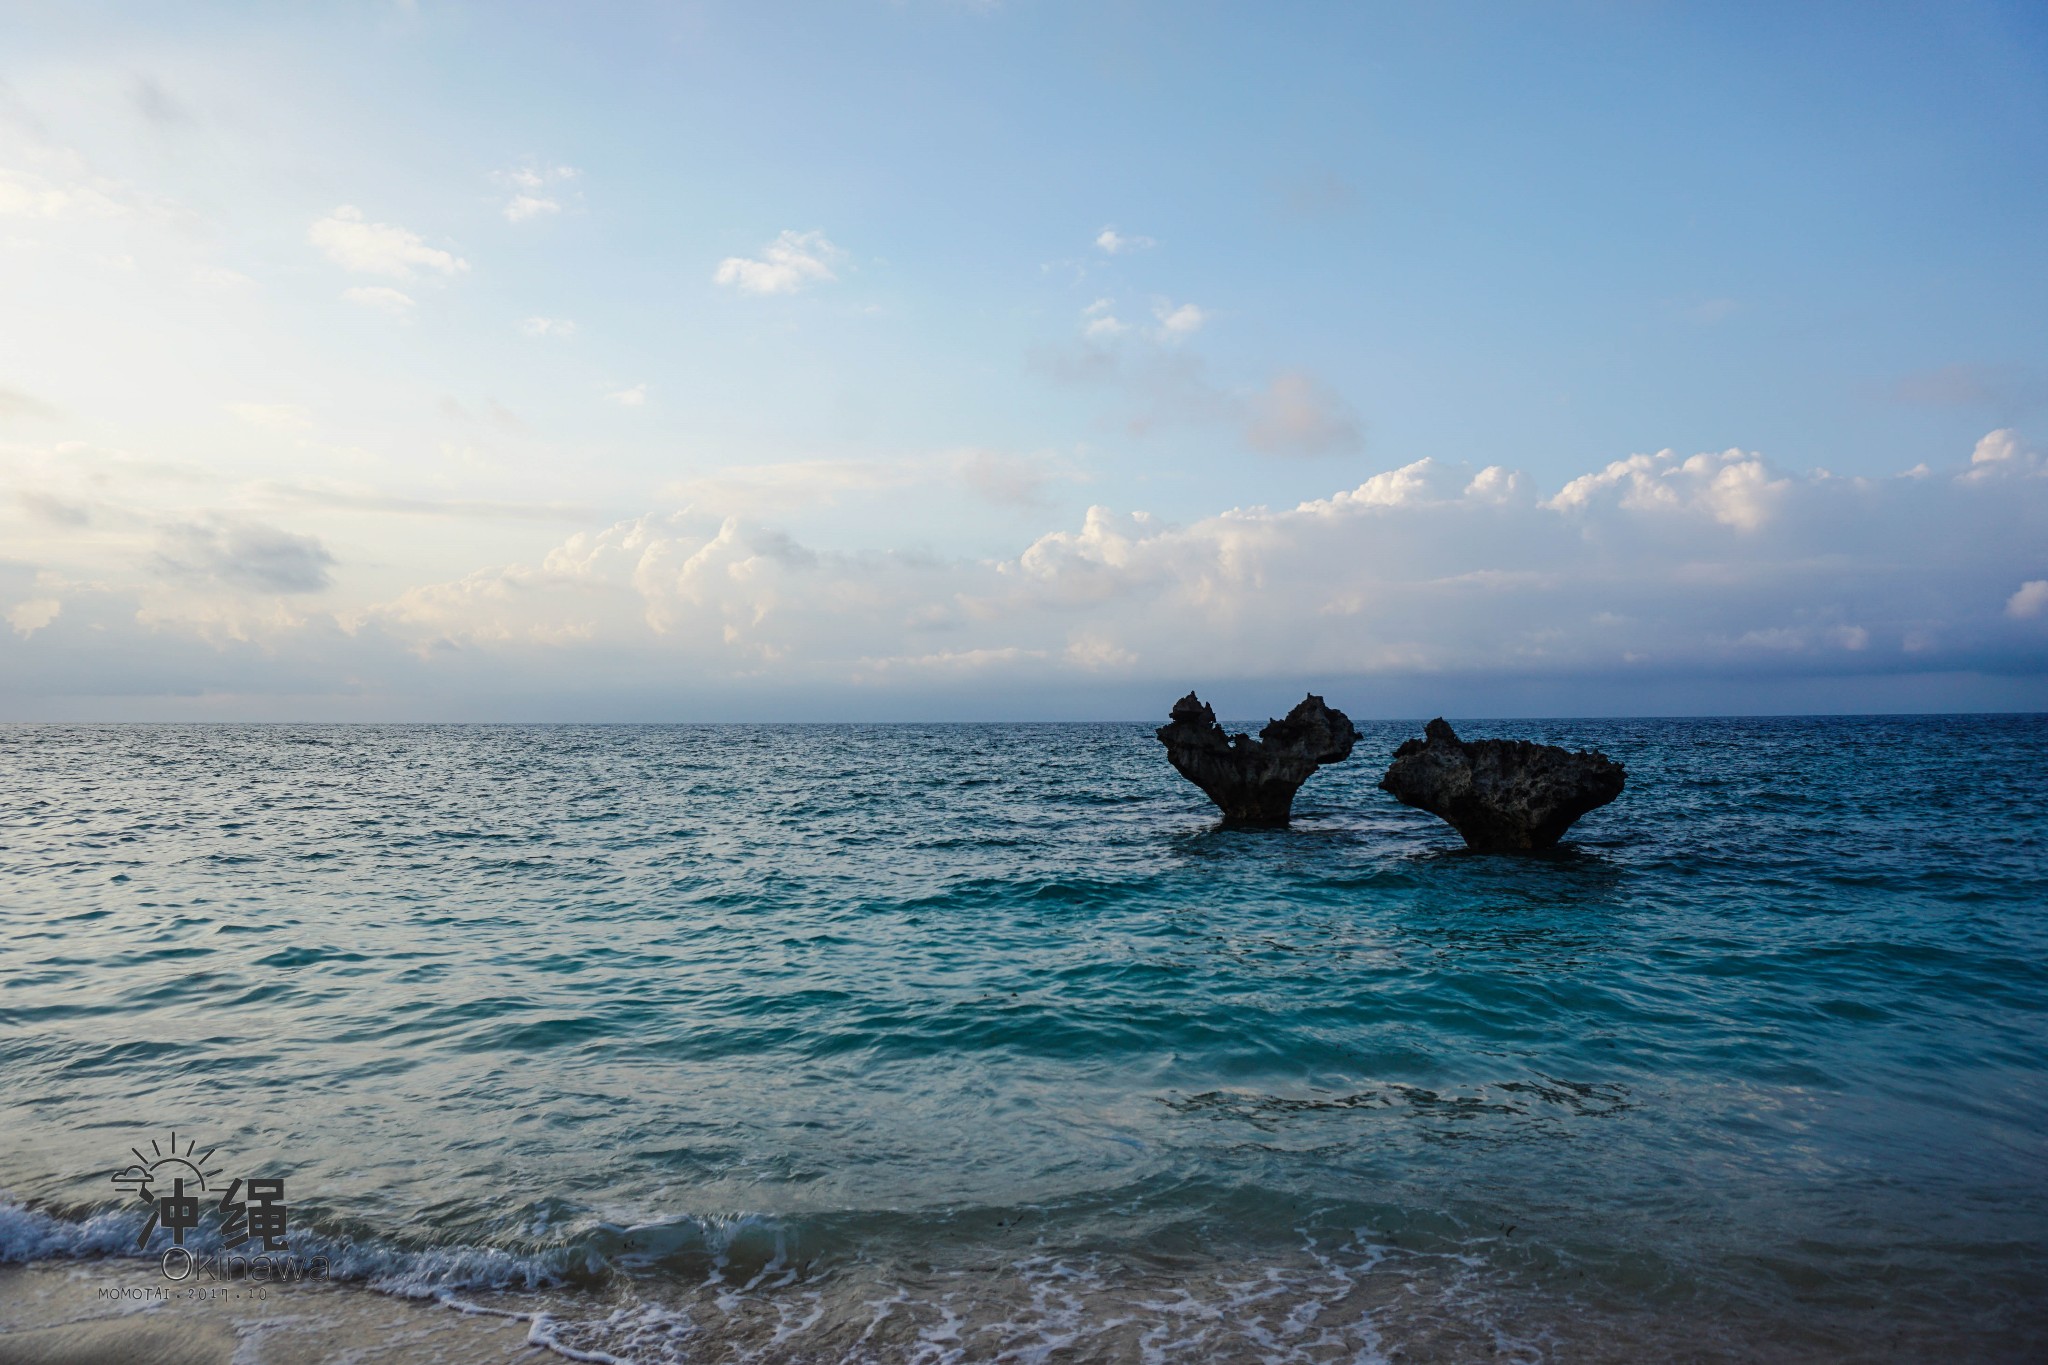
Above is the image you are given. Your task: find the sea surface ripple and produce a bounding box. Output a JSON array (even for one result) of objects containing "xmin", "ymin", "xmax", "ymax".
[{"xmin": 1, "ymin": 717, "xmax": 2044, "ymax": 1361}]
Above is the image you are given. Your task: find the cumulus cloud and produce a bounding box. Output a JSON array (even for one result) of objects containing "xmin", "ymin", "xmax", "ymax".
[
  {"xmin": 341, "ymin": 285, "xmax": 416, "ymax": 316},
  {"xmin": 1245, "ymin": 372, "xmax": 1361, "ymax": 456},
  {"xmin": 713, "ymin": 230, "xmax": 844, "ymax": 295},
  {"xmin": 154, "ymin": 519, "xmax": 335, "ymax": 594},
  {"xmin": 1547, "ymin": 448, "xmax": 1789, "ymax": 531},
  {"xmin": 1094, "ymin": 227, "xmax": 1154, "ymax": 254},
  {"xmin": 2009, "ymin": 580, "xmax": 2048, "ymax": 620},
  {"xmin": 309, "ymin": 206, "xmax": 467, "ymax": 279},
  {"xmin": 1960, "ymin": 428, "xmax": 2042, "ymax": 482}
]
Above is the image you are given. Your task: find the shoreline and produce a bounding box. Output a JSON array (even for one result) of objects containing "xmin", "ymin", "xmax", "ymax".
[
  {"xmin": 0, "ymin": 1262, "xmax": 547, "ymax": 1365},
  {"xmin": 6, "ymin": 1245, "xmax": 2037, "ymax": 1365}
]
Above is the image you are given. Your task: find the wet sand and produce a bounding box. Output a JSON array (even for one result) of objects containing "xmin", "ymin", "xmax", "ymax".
[{"xmin": 0, "ymin": 1263, "xmax": 540, "ymax": 1365}]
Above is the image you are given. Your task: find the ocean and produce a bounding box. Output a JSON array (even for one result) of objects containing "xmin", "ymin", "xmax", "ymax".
[{"xmin": 1, "ymin": 716, "xmax": 2044, "ymax": 1362}]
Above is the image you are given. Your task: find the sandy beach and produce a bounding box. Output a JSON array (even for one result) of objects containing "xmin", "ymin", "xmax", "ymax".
[{"xmin": 0, "ymin": 1263, "xmax": 541, "ymax": 1365}]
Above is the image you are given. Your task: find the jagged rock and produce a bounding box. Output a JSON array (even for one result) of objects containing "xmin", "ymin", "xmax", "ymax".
[
  {"xmin": 1156, "ymin": 692, "xmax": 1360, "ymax": 826},
  {"xmin": 1379, "ymin": 718, "xmax": 1625, "ymax": 852}
]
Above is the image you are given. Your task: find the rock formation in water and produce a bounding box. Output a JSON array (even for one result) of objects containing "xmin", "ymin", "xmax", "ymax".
[
  {"xmin": 1378, "ymin": 718, "xmax": 1625, "ymax": 853},
  {"xmin": 1156, "ymin": 692, "xmax": 1361, "ymax": 827}
]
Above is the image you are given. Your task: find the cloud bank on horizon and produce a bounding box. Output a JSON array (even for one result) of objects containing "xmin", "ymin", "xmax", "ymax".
[
  {"xmin": 0, "ymin": 3, "xmax": 2044, "ymax": 717},
  {"xmin": 6, "ymin": 427, "xmax": 2043, "ymax": 717}
]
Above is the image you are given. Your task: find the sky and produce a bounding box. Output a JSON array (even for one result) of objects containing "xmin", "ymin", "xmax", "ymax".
[{"xmin": 1, "ymin": 0, "xmax": 2044, "ymax": 720}]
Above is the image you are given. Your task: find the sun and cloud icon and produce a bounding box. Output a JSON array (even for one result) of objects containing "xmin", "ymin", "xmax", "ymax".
[
  {"xmin": 112, "ymin": 1130, "xmax": 226, "ymax": 1247},
  {"xmin": 111, "ymin": 1129, "xmax": 224, "ymax": 1200}
]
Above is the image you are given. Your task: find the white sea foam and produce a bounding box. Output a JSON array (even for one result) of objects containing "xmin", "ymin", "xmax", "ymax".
[
  {"xmin": 0, "ymin": 1201, "xmax": 148, "ymax": 1261},
  {"xmin": 0, "ymin": 1199, "xmax": 1594, "ymax": 1363}
]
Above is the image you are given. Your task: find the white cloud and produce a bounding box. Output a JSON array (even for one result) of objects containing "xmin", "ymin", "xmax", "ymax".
[
  {"xmin": 7, "ymin": 597, "xmax": 60, "ymax": 637},
  {"xmin": 1065, "ymin": 631, "xmax": 1136, "ymax": 670},
  {"xmin": 1829, "ymin": 624, "xmax": 1870, "ymax": 650},
  {"xmin": 520, "ymin": 316, "xmax": 578, "ymax": 338},
  {"xmin": 309, "ymin": 206, "xmax": 467, "ymax": 279},
  {"xmin": 1547, "ymin": 448, "xmax": 1789, "ymax": 531},
  {"xmin": 0, "ymin": 150, "xmax": 142, "ymax": 220},
  {"xmin": 606, "ymin": 384, "xmax": 647, "ymax": 406},
  {"xmin": 1081, "ymin": 299, "xmax": 1129, "ymax": 340},
  {"xmin": 1960, "ymin": 428, "xmax": 2043, "ymax": 483},
  {"xmin": 341, "ymin": 285, "xmax": 416, "ymax": 316},
  {"xmin": 335, "ymin": 433, "xmax": 2045, "ymax": 689},
  {"xmin": 504, "ymin": 195, "xmax": 559, "ymax": 222},
  {"xmin": 1094, "ymin": 227, "xmax": 1154, "ymax": 255},
  {"xmin": 5, "ymin": 430, "xmax": 2041, "ymax": 710},
  {"xmin": 1245, "ymin": 372, "xmax": 1361, "ymax": 456},
  {"xmin": 1465, "ymin": 466, "xmax": 1523, "ymax": 502},
  {"xmin": 1152, "ymin": 300, "xmax": 1205, "ymax": 339},
  {"xmin": 493, "ymin": 162, "xmax": 579, "ymax": 223},
  {"xmin": 713, "ymin": 230, "xmax": 844, "ymax": 295}
]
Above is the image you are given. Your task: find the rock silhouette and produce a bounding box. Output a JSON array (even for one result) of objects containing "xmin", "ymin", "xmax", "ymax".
[
  {"xmin": 1156, "ymin": 692, "xmax": 1360, "ymax": 827},
  {"xmin": 1379, "ymin": 718, "xmax": 1625, "ymax": 852}
]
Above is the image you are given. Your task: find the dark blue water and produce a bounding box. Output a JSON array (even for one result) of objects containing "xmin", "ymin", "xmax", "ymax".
[{"xmin": 2, "ymin": 718, "xmax": 2044, "ymax": 1361}]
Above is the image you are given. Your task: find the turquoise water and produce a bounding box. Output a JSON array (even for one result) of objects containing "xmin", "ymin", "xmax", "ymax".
[{"xmin": 2, "ymin": 717, "xmax": 2044, "ymax": 1361}]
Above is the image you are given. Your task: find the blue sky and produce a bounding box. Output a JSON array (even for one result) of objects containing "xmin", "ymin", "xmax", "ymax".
[{"xmin": 1, "ymin": 1, "xmax": 2044, "ymax": 718}]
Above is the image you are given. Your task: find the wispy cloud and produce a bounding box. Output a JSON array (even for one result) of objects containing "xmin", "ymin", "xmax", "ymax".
[
  {"xmin": 1081, "ymin": 298, "xmax": 1128, "ymax": 339},
  {"xmin": 6, "ymin": 596, "xmax": 61, "ymax": 638},
  {"xmin": 225, "ymin": 402, "xmax": 312, "ymax": 431},
  {"xmin": 309, "ymin": 206, "xmax": 467, "ymax": 279},
  {"xmin": 1245, "ymin": 372, "xmax": 1361, "ymax": 456},
  {"xmin": 130, "ymin": 75, "xmax": 191, "ymax": 127},
  {"xmin": 256, "ymin": 481, "xmax": 593, "ymax": 523},
  {"xmin": 0, "ymin": 384, "xmax": 61, "ymax": 421},
  {"xmin": 1151, "ymin": 300, "xmax": 1205, "ymax": 339},
  {"xmin": 153, "ymin": 518, "xmax": 336, "ymax": 594},
  {"xmin": 341, "ymin": 285, "xmax": 416, "ymax": 316},
  {"xmin": 494, "ymin": 162, "xmax": 579, "ymax": 223},
  {"xmin": 1094, "ymin": 226, "xmax": 1154, "ymax": 255}
]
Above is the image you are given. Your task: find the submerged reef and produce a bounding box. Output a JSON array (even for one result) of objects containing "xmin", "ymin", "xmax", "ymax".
[
  {"xmin": 1156, "ymin": 692, "xmax": 1361, "ymax": 827},
  {"xmin": 1379, "ymin": 718, "xmax": 1625, "ymax": 852}
]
